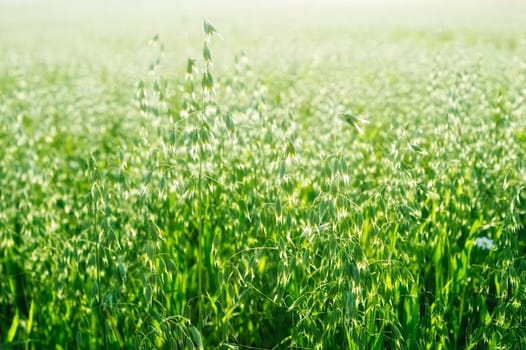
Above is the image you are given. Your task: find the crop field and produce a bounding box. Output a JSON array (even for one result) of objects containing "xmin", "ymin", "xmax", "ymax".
[{"xmin": 1, "ymin": 0, "xmax": 526, "ymax": 349}]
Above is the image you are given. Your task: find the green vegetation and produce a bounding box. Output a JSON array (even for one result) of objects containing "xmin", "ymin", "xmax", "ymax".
[{"xmin": 1, "ymin": 1, "xmax": 525, "ymax": 349}]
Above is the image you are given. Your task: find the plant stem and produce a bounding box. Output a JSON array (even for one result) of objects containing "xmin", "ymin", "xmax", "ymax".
[{"xmin": 197, "ymin": 83, "xmax": 206, "ymax": 330}]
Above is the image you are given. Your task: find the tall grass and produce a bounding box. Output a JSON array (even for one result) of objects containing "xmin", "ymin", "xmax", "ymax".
[{"xmin": 1, "ymin": 13, "xmax": 526, "ymax": 350}]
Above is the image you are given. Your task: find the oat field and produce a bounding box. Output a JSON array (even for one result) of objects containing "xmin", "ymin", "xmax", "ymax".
[{"xmin": 1, "ymin": 1, "xmax": 526, "ymax": 349}]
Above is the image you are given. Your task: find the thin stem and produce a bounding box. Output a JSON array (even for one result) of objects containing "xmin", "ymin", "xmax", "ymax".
[
  {"xmin": 197, "ymin": 75, "xmax": 206, "ymax": 330},
  {"xmin": 92, "ymin": 183, "xmax": 108, "ymax": 350},
  {"xmin": 96, "ymin": 240, "xmax": 108, "ymax": 349}
]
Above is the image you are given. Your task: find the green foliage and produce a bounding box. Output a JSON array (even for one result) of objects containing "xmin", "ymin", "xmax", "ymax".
[{"xmin": 1, "ymin": 6, "xmax": 526, "ymax": 350}]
